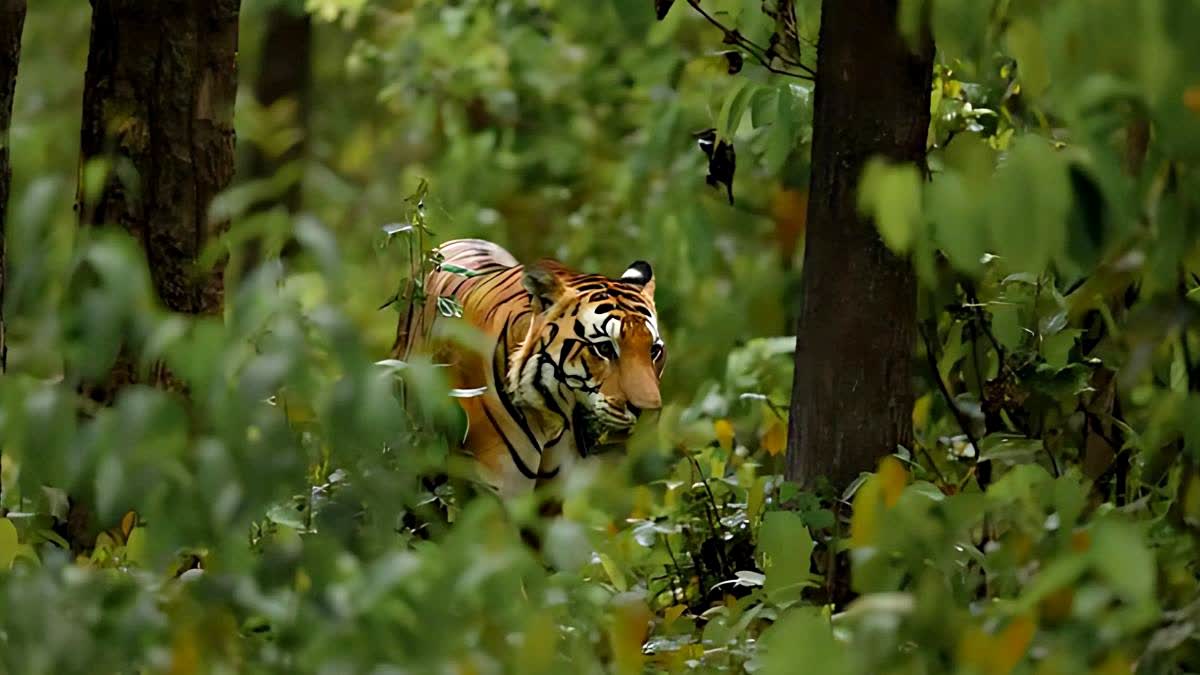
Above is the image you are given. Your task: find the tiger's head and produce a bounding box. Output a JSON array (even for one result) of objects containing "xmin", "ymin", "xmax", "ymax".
[{"xmin": 507, "ymin": 258, "xmax": 665, "ymax": 454}]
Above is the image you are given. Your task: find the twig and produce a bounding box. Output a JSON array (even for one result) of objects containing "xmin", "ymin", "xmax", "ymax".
[
  {"xmin": 687, "ymin": 454, "xmax": 729, "ymax": 572},
  {"xmin": 969, "ymin": 323, "xmax": 986, "ymax": 397},
  {"xmin": 919, "ymin": 322, "xmax": 982, "ymax": 460},
  {"xmin": 662, "ymin": 534, "xmax": 689, "ymax": 605},
  {"xmin": 684, "ymin": 0, "xmax": 815, "ymax": 81},
  {"xmin": 963, "ymin": 282, "xmax": 1012, "ymax": 377},
  {"xmin": 915, "ymin": 443, "xmax": 949, "ymax": 486}
]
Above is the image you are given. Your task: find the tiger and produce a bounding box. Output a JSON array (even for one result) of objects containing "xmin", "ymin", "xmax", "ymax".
[{"xmin": 391, "ymin": 238, "xmax": 665, "ymax": 497}]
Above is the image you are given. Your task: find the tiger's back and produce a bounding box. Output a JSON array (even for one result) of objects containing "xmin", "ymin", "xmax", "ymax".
[{"xmin": 391, "ymin": 238, "xmax": 526, "ymax": 364}]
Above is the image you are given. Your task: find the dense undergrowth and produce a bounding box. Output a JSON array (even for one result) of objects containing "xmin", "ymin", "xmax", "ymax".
[{"xmin": 4, "ymin": 0, "xmax": 1200, "ymax": 673}]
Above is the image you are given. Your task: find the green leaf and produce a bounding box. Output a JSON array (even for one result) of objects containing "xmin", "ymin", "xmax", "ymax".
[
  {"xmin": 436, "ymin": 296, "xmax": 464, "ymax": 318},
  {"xmin": 1042, "ymin": 329, "xmax": 1080, "ymax": 370},
  {"xmin": 1015, "ymin": 553, "xmax": 1089, "ymax": 612},
  {"xmin": 737, "ymin": 0, "xmax": 774, "ymax": 45},
  {"xmin": 757, "ymin": 511, "xmax": 817, "ymax": 603},
  {"xmin": 761, "ymin": 607, "xmax": 852, "ymax": 675},
  {"xmin": 1090, "ymin": 519, "xmax": 1155, "ymax": 602},
  {"xmin": 763, "ymin": 85, "xmax": 801, "ymax": 172},
  {"xmin": 0, "ymin": 518, "xmax": 18, "ymax": 570},
  {"xmin": 749, "ymin": 86, "xmax": 778, "ymax": 129},
  {"xmin": 986, "ymin": 136, "xmax": 1070, "ymax": 274},
  {"xmin": 438, "ymin": 262, "xmax": 483, "ymax": 277},
  {"xmin": 942, "ymin": 133, "xmax": 996, "ymax": 187},
  {"xmin": 718, "ymin": 79, "xmax": 758, "ymax": 141},
  {"xmin": 124, "ymin": 527, "xmax": 148, "ymax": 567},
  {"xmin": 858, "ymin": 158, "xmax": 923, "ymax": 254},
  {"xmin": 928, "ymin": 173, "xmax": 985, "ymax": 274},
  {"xmin": 1006, "ymin": 18, "xmax": 1051, "ymax": 97}
]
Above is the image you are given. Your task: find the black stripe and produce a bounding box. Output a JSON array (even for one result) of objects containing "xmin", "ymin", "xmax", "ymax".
[
  {"xmin": 482, "ymin": 404, "xmax": 542, "ymax": 480},
  {"xmin": 446, "ymin": 275, "xmax": 472, "ymax": 296},
  {"xmin": 485, "ymin": 289, "xmax": 529, "ymax": 322},
  {"xmin": 533, "ymin": 353, "xmax": 569, "ymax": 428},
  {"xmin": 492, "ymin": 322, "xmax": 543, "ymax": 454}
]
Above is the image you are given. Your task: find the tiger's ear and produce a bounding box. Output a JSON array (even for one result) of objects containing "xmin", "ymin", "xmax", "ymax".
[
  {"xmin": 523, "ymin": 259, "xmax": 571, "ymax": 312},
  {"xmin": 621, "ymin": 260, "xmax": 654, "ymax": 299}
]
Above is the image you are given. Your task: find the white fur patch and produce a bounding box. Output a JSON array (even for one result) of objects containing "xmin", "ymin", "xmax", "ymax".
[{"xmin": 621, "ymin": 267, "xmax": 647, "ymax": 282}]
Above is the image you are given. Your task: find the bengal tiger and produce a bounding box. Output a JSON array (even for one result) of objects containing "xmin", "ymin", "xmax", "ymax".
[{"xmin": 391, "ymin": 238, "xmax": 665, "ymax": 497}]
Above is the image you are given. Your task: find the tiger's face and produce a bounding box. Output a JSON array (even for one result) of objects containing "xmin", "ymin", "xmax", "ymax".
[{"xmin": 507, "ymin": 259, "xmax": 665, "ymax": 454}]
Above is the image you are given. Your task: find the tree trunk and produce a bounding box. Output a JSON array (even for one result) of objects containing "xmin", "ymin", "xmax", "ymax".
[
  {"xmin": 0, "ymin": 0, "xmax": 25, "ymax": 374},
  {"xmin": 785, "ymin": 0, "xmax": 933, "ymax": 490},
  {"xmin": 77, "ymin": 0, "xmax": 241, "ymax": 401}
]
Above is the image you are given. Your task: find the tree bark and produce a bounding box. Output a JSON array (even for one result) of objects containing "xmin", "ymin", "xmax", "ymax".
[
  {"xmin": 0, "ymin": 0, "xmax": 25, "ymax": 373},
  {"xmin": 785, "ymin": 0, "xmax": 933, "ymax": 490},
  {"xmin": 77, "ymin": 0, "xmax": 241, "ymax": 401}
]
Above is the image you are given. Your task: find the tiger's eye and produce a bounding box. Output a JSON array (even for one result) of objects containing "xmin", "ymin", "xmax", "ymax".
[{"xmin": 593, "ymin": 341, "xmax": 617, "ymax": 360}]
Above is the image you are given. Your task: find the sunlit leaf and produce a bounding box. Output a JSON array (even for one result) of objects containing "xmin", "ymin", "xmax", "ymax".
[
  {"xmin": 0, "ymin": 518, "xmax": 18, "ymax": 570},
  {"xmin": 858, "ymin": 157, "xmax": 923, "ymax": 254}
]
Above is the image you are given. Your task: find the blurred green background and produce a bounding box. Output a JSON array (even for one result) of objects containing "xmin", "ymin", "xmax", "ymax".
[{"xmin": 3, "ymin": 0, "xmax": 1200, "ymax": 673}]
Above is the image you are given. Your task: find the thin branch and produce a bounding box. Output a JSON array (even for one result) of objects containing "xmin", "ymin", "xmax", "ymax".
[
  {"xmin": 919, "ymin": 321, "xmax": 982, "ymax": 461},
  {"xmin": 963, "ymin": 281, "xmax": 1015, "ymax": 378},
  {"xmin": 662, "ymin": 534, "xmax": 689, "ymax": 605},
  {"xmin": 685, "ymin": 0, "xmax": 815, "ymax": 81},
  {"xmin": 915, "ymin": 443, "xmax": 949, "ymax": 486}
]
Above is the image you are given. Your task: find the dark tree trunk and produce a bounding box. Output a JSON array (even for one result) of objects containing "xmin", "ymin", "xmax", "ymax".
[
  {"xmin": 785, "ymin": 0, "xmax": 933, "ymax": 490},
  {"xmin": 0, "ymin": 0, "xmax": 25, "ymax": 373},
  {"xmin": 77, "ymin": 0, "xmax": 241, "ymax": 401}
]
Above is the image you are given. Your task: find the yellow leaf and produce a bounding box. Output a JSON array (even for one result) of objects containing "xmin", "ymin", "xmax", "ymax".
[
  {"xmin": 662, "ymin": 604, "xmax": 686, "ymax": 629},
  {"xmin": 849, "ymin": 475, "xmax": 882, "ymax": 548},
  {"xmin": 518, "ymin": 610, "xmax": 557, "ymax": 675},
  {"xmin": 1182, "ymin": 472, "xmax": 1200, "ymax": 526},
  {"xmin": 710, "ymin": 451, "xmax": 727, "ymax": 479},
  {"xmin": 957, "ymin": 626, "xmax": 995, "ymax": 673},
  {"xmin": 912, "ymin": 392, "xmax": 933, "ymax": 430},
  {"xmin": 762, "ymin": 420, "xmax": 787, "ymax": 456},
  {"xmin": 1038, "ymin": 586, "xmax": 1074, "ymax": 624},
  {"xmin": 1184, "ymin": 85, "xmax": 1200, "ymax": 114},
  {"xmin": 120, "ymin": 510, "xmax": 138, "ymax": 540},
  {"xmin": 94, "ymin": 532, "xmax": 117, "ymax": 554},
  {"xmin": 0, "ymin": 517, "xmax": 18, "ymax": 570},
  {"xmin": 295, "ymin": 568, "xmax": 311, "ymax": 593},
  {"xmin": 630, "ymin": 485, "xmax": 653, "ymax": 520},
  {"xmin": 0, "ymin": 452, "xmax": 17, "ymax": 491},
  {"xmin": 879, "ymin": 456, "xmax": 908, "ymax": 508},
  {"xmin": 169, "ymin": 626, "xmax": 200, "ymax": 675},
  {"xmin": 994, "ymin": 615, "xmax": 1036, "ymax": 675},
  {"xmin": 609, "ymin": 595, "xmax": 651, "ymax": 675},
  {"xmin": 1092, "ymin": 653, "xmax": 1134, "ymax": 675},
  {"xmin": 957, "ymin": 616, "xmax": 1037, "ymax": 675},
  {"xmin": 714, "ymin": 419, "xmax": 734, "ymax": 451},
  {"xmin": 746, "ymin": 476, "xmax": 767, "ymax": 526},
  {"xmin": 1070, "ymin": 529, "xmax": 1091, "ymax": 553},
  {"xmin": 598, "ymin": 553, "xmax": 628, "ymax": 592}
]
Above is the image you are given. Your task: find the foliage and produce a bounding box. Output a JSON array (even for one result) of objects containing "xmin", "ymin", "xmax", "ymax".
[{"xmin": 2, "ymin": 0, "xmax": 1200, "ymax": 674}]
